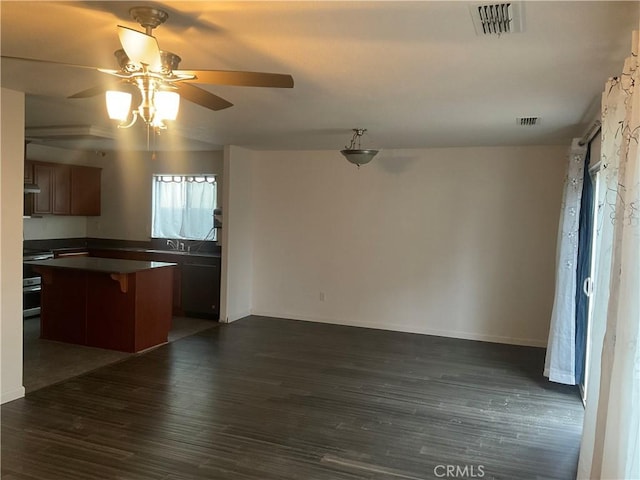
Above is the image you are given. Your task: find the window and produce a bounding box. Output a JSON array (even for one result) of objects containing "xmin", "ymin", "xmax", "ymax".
[{"xmin": 151, "ymin": 174, "xmax": 217, "ymax": 241}]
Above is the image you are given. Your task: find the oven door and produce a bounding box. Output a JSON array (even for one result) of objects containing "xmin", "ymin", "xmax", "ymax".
[
  {"xmin": 23, "ymin": 251, "xmax": 52, "ymax": 318},
  {"xmin": 23, "ymin": 281, "xmax": 41, "ymax": 317}
]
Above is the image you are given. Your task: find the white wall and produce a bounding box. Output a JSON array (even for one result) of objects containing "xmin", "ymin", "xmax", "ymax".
[
  {"xmin": 220, "ymin": 146, "xmax": 254, "ymax": 323},
  {"xmin": 249, "ymin": 146, "xmax": 566, "ymax": 346},
  {"xmin": 86, "ymin": 149, "xmax": 223, "ymax": 241},
  {"xmin": 1, "ymin": 88, "xmax": 26, "ymax": 403},
  {"xmin": 22, "ymin": 148, "xmax": 223, "ymax": 241}
]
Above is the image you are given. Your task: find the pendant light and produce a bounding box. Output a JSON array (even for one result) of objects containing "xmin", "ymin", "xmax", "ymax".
[{"xmin": 340, "ymin": 128, "xmax": 379, "ymax": 167}]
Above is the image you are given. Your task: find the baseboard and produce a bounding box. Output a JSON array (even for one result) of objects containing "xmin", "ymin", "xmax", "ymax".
[
  {"xmin": 250, "ymin": 310, "xmax": 547, "ymax": 348},
  {"xmin": 223, "ymin": 310, "xmax": 252, "ymax": 323},
  {"xmin": 1, "ymin": 385, "xmax": 25, "ymax": 405}
]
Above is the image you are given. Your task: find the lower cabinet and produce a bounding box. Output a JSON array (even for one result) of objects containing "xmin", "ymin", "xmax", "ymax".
[
  {"xmin": 88, "ymin": 249, "xmax": 220, "ymax": 320},
  {"xmin": 181, "ymin": 262, "xmax": 221, "ymax": 319},
  {"xmin": 38, "ymin": 263, "xmax": 174, "ymax": 353}
]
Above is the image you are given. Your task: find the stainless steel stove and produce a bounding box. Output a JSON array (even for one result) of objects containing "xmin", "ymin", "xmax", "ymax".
[{"xmin": 23, "ymin": 249, "xmax": 54, "ymax": 317}]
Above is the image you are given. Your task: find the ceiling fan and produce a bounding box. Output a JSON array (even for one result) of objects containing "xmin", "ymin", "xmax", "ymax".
[{"xmin": 2, "ymin": 6, "xmax": 294, "ymax": 131}]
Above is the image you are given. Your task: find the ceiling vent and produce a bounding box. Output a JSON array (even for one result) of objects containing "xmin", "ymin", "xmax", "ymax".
[
  {"xmin": 469, "ymin": 2, "xmax": 523, "ymax": 36},
  {"xmin": 516, "ymin": 116, "xmax": 540, "ymax": 126}
]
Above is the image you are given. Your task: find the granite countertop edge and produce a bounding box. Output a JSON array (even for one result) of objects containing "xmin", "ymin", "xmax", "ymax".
[
  {"xmin": 96, "ymin": 247, "xmax": 222, "ymax": 258},
  {"xmin": 51, "ymin": 246, "xmax": 222, "ymax": 259},
  {"xmin": 25, "ymin": 257, "xmax": 178, "ymax": 275}
]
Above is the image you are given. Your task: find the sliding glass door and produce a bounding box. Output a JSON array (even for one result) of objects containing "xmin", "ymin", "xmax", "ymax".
[
  {"xmin": 580, "ymin": 167, "xmax": 602, "ymax": 402},
  {"xmin": 579, "ymin": 133, "xmax": 603, "ymax": 403}
]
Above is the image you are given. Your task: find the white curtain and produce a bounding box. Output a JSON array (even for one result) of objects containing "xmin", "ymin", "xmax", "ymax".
[
  {"xmin": 578, "ymin": 31, "xmax": 640, "ymax": 480},
  {"xmin": 544, "ymin": 138, "xmax": 588, "ymax": 385},
  {"xmin": 152, "ymin": 175, "xmax": 217, "ymax": 240}
]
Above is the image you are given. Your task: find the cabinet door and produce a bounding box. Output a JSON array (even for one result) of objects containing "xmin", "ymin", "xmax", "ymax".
[
  {"xmin": 53, "ymin": 164, "xmax": 71, "ymax": 215},
  {"xmin": 181, "ymin": 262, "xmax": 221, "ymax": 319},
  {"xmin": 24, "ymin": 160, "xmax": 34, "ymax": 183},
  {"xmin": 172, "ymin": 267, "xmax": 182, "ymax": 312},
  {"xmin": 24, "ymin": 160, "xmax": 34, "ymax": 216},
  {"xmin": 32, "ymin": 163, "xmax": 53, "ymax": 214},
  {"xmin": 71, "ymin": 166, "xmax": 101, "ymax": 216}
]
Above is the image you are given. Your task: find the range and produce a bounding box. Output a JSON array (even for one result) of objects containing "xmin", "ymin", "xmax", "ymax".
[{"xmin": 23, "ymin": 249, "xmax": 54, "ymax": 317}]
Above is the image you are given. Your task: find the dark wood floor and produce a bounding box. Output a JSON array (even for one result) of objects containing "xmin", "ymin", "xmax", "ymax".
[
  {"xmin": 22, "ymin": 316, "xmax": 217, "ymax": 393},
  {"xmin": 2, "ymin": 316, "xmax": 583, "ymax": 480}
]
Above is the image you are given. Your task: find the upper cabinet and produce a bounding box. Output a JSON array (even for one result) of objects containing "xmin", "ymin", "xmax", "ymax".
[
  {"xmin": 32, "ymin": 163, "xmax": 54, "ymax": 215},
  {"xmin": 24, "ymin": 159, "xmax": 34, "ymax": 184},
  {"xmin": 26, "ymin": 161, "xmax": 102, "ymax": 217},
  {"xmin": 70, "ymin": 165, "xmax": 101, "ymax": 216},
  {"xmin": 53, "ymin": 164, "xmax": 71, "ymax": 215}
]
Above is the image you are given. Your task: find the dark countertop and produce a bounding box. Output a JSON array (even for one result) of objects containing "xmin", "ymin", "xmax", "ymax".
[
  {"xmin": 90, "ymin": 247, "xmax": 221, "ymax": 258},
  {"xmin": 25, "ymin": 257, "xmax": 177, "ymax": 274},
  {"xmin": 24, "ymin": 238, "xmax": 222, "ymax": 259}
]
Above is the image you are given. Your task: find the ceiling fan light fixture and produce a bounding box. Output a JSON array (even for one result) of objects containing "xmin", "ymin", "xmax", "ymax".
[
  {"xmin": 155, "ymin": 90, "xmax": 180, "ymax": 121},
  {"xmin": 7, "ymin": 5, "xmax": 294, "ymax": 137},
  {"xmin": 106, "ymin": 90, "xmax": 132, "ymax": 121},
  {"xmin": 340, "ymin": 128, "xmax": 379, "ymax": 167}
]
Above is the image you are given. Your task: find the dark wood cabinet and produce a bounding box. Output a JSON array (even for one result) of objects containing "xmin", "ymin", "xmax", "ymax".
[
  {"xmin": 39, "ymin": 269, "xmax": 87, "ymax": 345},
  {"xmin": 71, "ymin": 165, "xmax": 101, "ymax": 216},
  {"xmin": 36, "ymin": 258, "xmax": 174, "ymax": 353},
  {"xmin": 53, "ymin": 164, "xmax": 71, "ymax": 215},
  {"xmin": 24, "ymin": 160, "xmax": 34, "ymax": 183},
  {"xmin": 32, "ymin": 163, "xmax": 54, "ymax": 214},
  {"xmin": 26, "ymin": 161, "xmax": 101, "ymax": 216},
  {"xmin": 24, "ymin": 160, "xmax": 35, "ymax": 216}
]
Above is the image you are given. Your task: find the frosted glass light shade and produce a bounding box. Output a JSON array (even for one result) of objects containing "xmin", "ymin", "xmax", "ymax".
[
  {"xmin": 340, "ymin": 149, "xmax": 378, "ymax": 166},
  {"xmin": 155, "ymin": 91, "xmax": 180, "ymax": 121},
  {"xmin": 117, "ymin": 26, "xmax": 162, "ymax": 71},
  {"xmin": 106, "ymin": 91, "xmax": 132, "ymax": 121}
]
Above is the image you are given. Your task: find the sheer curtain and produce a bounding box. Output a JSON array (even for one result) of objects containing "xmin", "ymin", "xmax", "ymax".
[
  {"xmin": 578, "ymin": 31, "xmax": 640, "ymax": 479},
  {"xmin": 152, "ymin": 175, "xmax": 217, "ymax": 240},
  {"xmin": 544, "ymin": 138, "xmax": 588, "ymax": 385}
]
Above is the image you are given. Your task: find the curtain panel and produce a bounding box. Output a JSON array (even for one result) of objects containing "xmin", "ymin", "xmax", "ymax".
[
  {"xmin": 152, "ymin": 175, "xmax": 217, "ymax": 240},
  {"xmin": 578, "ymin": 31, "xmax": 640, "ymax": 480},
  {"xmin": 544, "ymin": 139, "xmax": 588, "ymax": 385}
]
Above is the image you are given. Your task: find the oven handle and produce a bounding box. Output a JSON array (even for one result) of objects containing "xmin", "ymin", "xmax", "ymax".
[
  {"xmin": 25, "ymin": 254, "xmax": 53, "ymax": 261},
  {"xmin": 23, "ymin": 285, "xmax": 41, "ymax": 293}
]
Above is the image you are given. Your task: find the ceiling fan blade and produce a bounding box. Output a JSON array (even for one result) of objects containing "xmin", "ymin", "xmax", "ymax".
[
  {"xmin": 178, "ymin": 69, "xmax": 294, "ymax": 88},
  {"xmin": 98, "ymin": 68, "xmax": 134, "ymax": 79},
  {"xmin": 68, "ymin": 82, "xmax": 126, "ymax": 99},
  {"xmin": 68, "ymin": 85, "xmax": 109, "ymax": 99},
  {"xmin": 1, "ymin": 54, "xmax": 98, "ymax": 70},
  {"xmin": 175, "ymin": 83, "xmax": 233, "ymax": 111},
  {"xmin": 117, "ymin": 25, "xmax": 162, "ymax": 70}
]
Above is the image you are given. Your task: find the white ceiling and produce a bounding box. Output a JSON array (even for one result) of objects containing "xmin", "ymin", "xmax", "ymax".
[{"xmin": 1, "ymin": 1, "xmax": 638, "ymax": 152}]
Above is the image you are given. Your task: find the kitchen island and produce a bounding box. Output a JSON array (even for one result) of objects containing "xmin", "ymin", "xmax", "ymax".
[{"xmin": 26, "ymin": 257, "xmax": 177, "ymax": 353}]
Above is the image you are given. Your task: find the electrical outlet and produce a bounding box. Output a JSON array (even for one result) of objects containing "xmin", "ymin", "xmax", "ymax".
[{"xmin": 319, "ymin": 291, "xmax": 325, "ymax": 302}]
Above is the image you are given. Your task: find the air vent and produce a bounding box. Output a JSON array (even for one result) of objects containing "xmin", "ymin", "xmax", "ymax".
[
  {"xmin": 469, "ymin": 2, "xmax": 523, "ymax": 36},
  {"xmin": 516, "ymin": 117, "xmax": 540, "ymax": 126}
]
